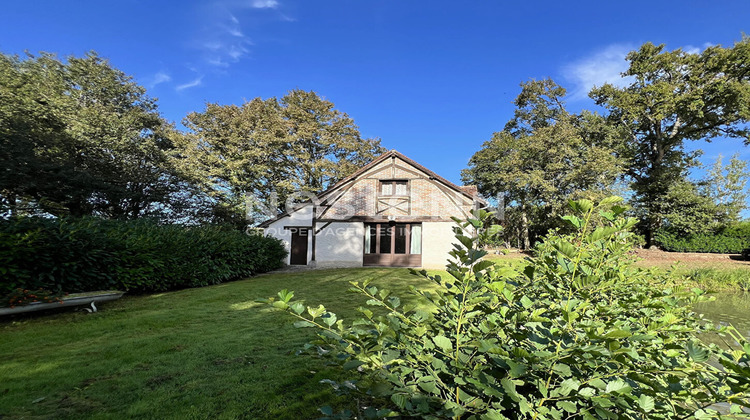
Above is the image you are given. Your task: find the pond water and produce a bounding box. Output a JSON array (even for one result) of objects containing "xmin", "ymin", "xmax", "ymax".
[{"xmin": 694, "ymin": 292, "xmax": 750, "ymax": 340}]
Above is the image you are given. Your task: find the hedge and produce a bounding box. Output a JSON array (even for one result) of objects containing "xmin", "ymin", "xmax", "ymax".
[
  {"xmin": 0, "ymin": 217, "xmax": 287, "ymax": 297},
  {"xmin": 655, "ymin": 221, "xmax": 750, "ymax": 253}
]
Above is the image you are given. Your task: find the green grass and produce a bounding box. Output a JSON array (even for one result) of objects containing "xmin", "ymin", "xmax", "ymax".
[
  {"xmin": 0, "ymin": 268, "xmax": 441, "ymax": 420},
  {"xmin": 1, "ymin": 260, "xmax": 747, "ymax": 419},
  {"xmin": 668, "ymin": 267, "xmax": 750, "ymax": 292},
  {"xmin": 484, "ymin": 252, "xmax": 750, "ymax": 291}
]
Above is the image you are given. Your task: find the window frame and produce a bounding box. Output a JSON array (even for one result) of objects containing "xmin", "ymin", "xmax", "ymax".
[
  {"xmin": 364, "ymin": 222, "xmax": 421, "ymax": 256},
  {"xmin": 379, "ymin": 180, "xmax": 409, "ymax": 197}
]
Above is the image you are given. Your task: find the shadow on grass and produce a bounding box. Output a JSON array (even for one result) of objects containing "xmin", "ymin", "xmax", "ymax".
[{"xmin": 0, "ymin": 268, "xmax": 435, "ymax": 419}]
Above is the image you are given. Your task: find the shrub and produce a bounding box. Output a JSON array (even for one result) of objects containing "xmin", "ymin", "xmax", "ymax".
[
  {"xmin": 267, "ymin": 198, "xmax": 750, "ymax": 418},
  {"xmin": 655, "ymin": 221, "xmax": 750, "ymax": 253},
  {"xmin": 0, "ymin": 217, "xmax": 286, "ymax": 298}
]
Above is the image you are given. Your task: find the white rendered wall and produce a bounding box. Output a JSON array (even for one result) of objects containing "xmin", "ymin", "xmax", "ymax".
[
  {"xmin": 315, "ymin": 222, "xmax": 364, "ymax": 268},
  {"xmin": 263, "ymin": 205, "xmax": 313, "ymax": 265},
  {"xmin": 421, "ymin": 222, "xmax": 457, "ymax": 269}
]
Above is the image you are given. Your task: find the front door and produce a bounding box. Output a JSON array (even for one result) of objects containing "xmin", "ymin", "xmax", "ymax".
[
  {"xmin": 289, "ymin": 228, "xmax": 309, "ymax": 265},
  {"xmin": 363, "ymin": 223, "xmax": 422, "ymax": 267}
]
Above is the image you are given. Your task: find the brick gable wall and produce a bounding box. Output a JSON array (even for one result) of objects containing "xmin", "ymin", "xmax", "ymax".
[{"xmin": 318, "ymin": 156, "xmax": 476, "ymax": 220}]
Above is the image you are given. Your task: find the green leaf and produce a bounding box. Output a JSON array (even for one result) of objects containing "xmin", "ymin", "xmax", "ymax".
[
  {"xmin": 391, "ymin": 393, "xmax": 407, "ymax": 409},
  {"xmin": 604, "ymin": 329, "xmax": 632, "ymax": 339},
  {"xmin": 554, "ymin": 240, "xmax": 577, "ymax": 259},
  {"xmin": 687, "ymin": 341, "xmax": 709, "ymax": 362},
  {"xmin": 552, "ymin": 363, "xmax": 572, "ymax": 377},
  {"xmin": 638, "ymin": 394, "xmax": 654, "ymax": 412},
  {"xmin": 277, "ymin": 289, "xmax": 294, "ymax": 302},
  {"xmin": 271, "ymin": 301, "xmax": 288, "ymax": 310},
  {"xmin": 599, "ymin": 196, "xmax": 624, "ymax": 206},
  {"xmin": 417, "ymin": 380, "xmax": 439, "ymax": 395},
  {"xmin": 561, "ymin": 215, "xmax": 583, "ymax": 229},
  {"xmin": 455, "ymin": 234, "xmax": 473, "ymax": 250},
  {"xmin": 432, "ymin": 335, "xmax": 452, "ymax": 352},
  {"xmin": 605, "ymin": 379, "xmax": 631, "ymax": 394},
  {"xmin": 289, "ymin": 302, "xmax": 305, "ymax": 315},
  {"xmin": 556, "ymin": 401, "xmax": 577, "ymax": 413},
  {"xmin": 481, "ymin": 409, "xmax": 509, "ymax": 420},
  {"xmin": 342, "ymin": 360, "xmax": 364, "ymax": 370},
  {"xmin": 472, "ymin": 260, "xmax": 495, "ymax": 273},
  {"xmin": 321, "ymin": 312, "xmax": 337, "ymax": 327},
  {"xmin": 307, "ymin": 304, "xmax": 326, "ymax": 319}
]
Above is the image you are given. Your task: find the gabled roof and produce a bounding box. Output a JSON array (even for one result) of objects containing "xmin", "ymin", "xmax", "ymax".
[{"xmin": 259, "ymin": 150, "xmax": 483, "ymax": 227}]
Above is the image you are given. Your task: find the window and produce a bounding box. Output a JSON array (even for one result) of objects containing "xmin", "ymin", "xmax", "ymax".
[
  {"xmin": 380, "ymin": 180, "xmax": 408, "ymax": 196},
  {"xmin": 394, "ymin": 225, "xmax": 407, "ymax": 254},
  {"xmin": 364, "ymin": 223, "xmax": 421, "ymax": 255},
  {"xmin": 410, "ymin": 224, "xmax": 422, "ymax": 254},
  {"xmin": 379, "ymin": 225, "xmax": 392, "ymax": 254},
  {"xmin": 365, "ymin": 225, "xmax": 377, "ymax": 254}
]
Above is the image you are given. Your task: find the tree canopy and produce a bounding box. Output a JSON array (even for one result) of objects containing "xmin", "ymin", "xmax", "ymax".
[
  {"xmin": 173, "ymin": 89, "xmax": 384, "ymax": 225},
  {"xmin": 590, "ymin": 39, "xmax": 750, "ymax": 245},
  {"xmin": 462, "ymin": 79, "xmax": 624, "ymax": 248},
  {"xmin": 0, "ymin": 52, "xmax": 196, "ymax": 221}
]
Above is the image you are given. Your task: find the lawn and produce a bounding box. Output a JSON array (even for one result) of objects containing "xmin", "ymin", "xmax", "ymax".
[
  {"xmin": 0, "ymin": 268, "xmax": 441, "ymax": 420},
  {"xmin": 484, "ymin": 250, "xmax": 750, "ymax": 291},
  {"xmin": 2, "ymin": 258, "xmax": 748, "ymax": 419}
]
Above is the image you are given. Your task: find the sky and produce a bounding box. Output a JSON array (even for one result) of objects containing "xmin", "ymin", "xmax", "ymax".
[{"xmin": 1, "ymin": 0, "xmax": 749, "ymax": 192}]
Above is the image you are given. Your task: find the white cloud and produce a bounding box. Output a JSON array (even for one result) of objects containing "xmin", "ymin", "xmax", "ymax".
[
  {"xmin": 561, "ymin": 44, "xmax": 634, "ymax": 101},
  {"xmin": 183, "ymin": 0, "xmax": 291, "ymax": 82},
  {"xmin": 249, "ymin": 0, "xmax": 278, "ymax": 8},
  {"xmin": 176, "ymin": 76, "xmax": 203, "ymax": 91},
  {"xmin": 682, "ymin": 42, "xmax": 713, "ymax": 55},
  {"xmin": 197, "ymin": 13, "xmax": 253, "ymax": 67},
  {"xmin": 148, "ymin": 71, "xmax": 171, "ymax": 88},
  {"xmin": 562, "ymin": 41, "xmax": 715, "ymax": 101}
]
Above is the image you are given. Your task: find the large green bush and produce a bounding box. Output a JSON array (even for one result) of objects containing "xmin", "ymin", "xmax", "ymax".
[
  {"xmin": 268, "ymin": 198, "xmax": 750, "ymax": 419},
  {"xmin": 655, "ymin": 221, "xmax": 750, "ymax": 253},
  {"xmin": 0, "ymin": 217, "xmax": 286, "ymax": 297}
]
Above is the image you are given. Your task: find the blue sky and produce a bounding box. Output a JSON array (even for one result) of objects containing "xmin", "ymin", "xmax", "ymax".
[{"xmin": 2, "ymin": 0, "xmax": 749, "ymax": 190}]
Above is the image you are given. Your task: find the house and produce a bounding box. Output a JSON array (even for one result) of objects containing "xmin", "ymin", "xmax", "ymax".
[{"xmin": 261, "ymin": 150, "xmax": 484, "ymax": 268}]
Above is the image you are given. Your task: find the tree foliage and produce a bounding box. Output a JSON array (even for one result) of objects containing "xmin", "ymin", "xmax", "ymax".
[
  {"xmin": 590, "ymin": 39, "xmax": 750, "ymax": 245},
  {"xmin": 462, "ymin": 79, "xmax": 624, "ymax": 249},
  {"xmin": 0, "ymin": 51, "xmax": 197, "ymax": 220},
  {"xmin": 268, "ymin": 198, "xmax": 750, "ymax": 419},
  {"xmin": 173, "ymin": 89, "xmax": 384, "ymax": 225},
  {"xmin": 703, "ymin": 153, "xmax": 750, "ymax": 223}
]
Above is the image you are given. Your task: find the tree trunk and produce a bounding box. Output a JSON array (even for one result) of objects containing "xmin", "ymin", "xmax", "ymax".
[
  {"xmin": 520, "ymin": 203, "xmax": 530, "ymax": 250},
  {"xmin": 8, "ymin": 193, "xmax": 17, "ymax": 217}
]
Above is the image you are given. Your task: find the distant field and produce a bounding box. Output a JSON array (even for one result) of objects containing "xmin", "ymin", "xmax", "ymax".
[
  {"xmin": 484, "ymin": 248, "xmax": 750, "ymax": 291},
  {"xmin": 484, "ymin": 248, "xmax": 750, "ymax": 269}
]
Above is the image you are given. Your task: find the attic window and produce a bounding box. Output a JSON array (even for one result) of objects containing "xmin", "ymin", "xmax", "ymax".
[{"xmin": 380, "ymin": 180, "xmax": 408, "ymax": 196}]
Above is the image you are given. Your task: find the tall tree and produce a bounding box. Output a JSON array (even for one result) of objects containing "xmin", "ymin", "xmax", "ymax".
[
  {"xmin": 703, "ymin": 153, "xmax": 749, "ymax": 222},
  {"xmin": 463, "ymin": 79, "xmax": 624, "ymax": 249},
  {"xmin": 590, "ymin": 39, "xmax": 750, "ymax": 245},
  {"xmin": 175, "ymin": 89, "xmax": 384, "ymax": 225},
  {"xmin": 0, "ymin": 51, "xmax": 191, "ymax": 220}
]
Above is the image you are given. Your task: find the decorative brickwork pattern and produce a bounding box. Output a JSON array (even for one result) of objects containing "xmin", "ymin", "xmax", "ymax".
[{"xmin": 318, "ymin": 155, "xmax": 476, "ymax": 221}]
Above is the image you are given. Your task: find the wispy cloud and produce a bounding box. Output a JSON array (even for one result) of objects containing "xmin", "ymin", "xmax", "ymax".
[
  {"xmin": 561, "ymin": 44, "xmax": 634, "ymax": 101},
  {"xmin": 182, "ymin": 0, "xmax": 293, "ymax": 86},
  {"xmin": 248, "ymin": 0, "xmax": 278, "ymax": 8},
  {"xmin": 196, "ymin": 12, "xmax": 253, "ymax": 68},
  {"xmin": 176, "ymin": 76, "xmax": 203, "ymax": 91},
  {"xmin": 148, "ymin": 71, "xmax": 171, "ymax": 88}
]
